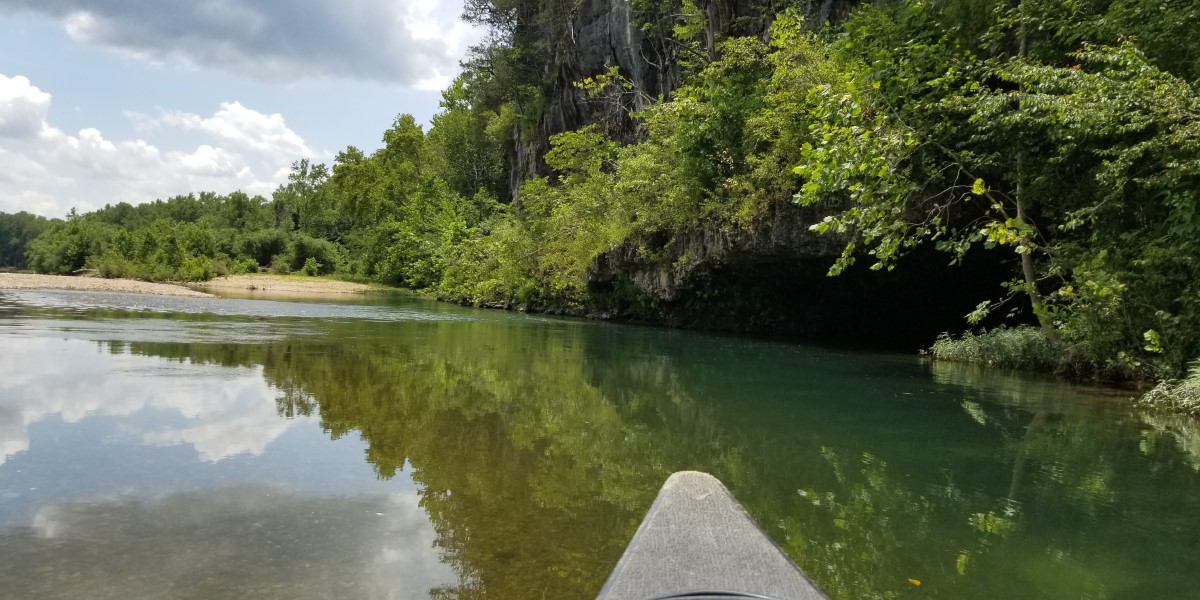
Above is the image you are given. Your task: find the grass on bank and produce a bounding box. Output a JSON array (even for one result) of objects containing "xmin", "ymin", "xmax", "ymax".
[
  {"xmin": 929, "ymin": 326, "xmax": 1063, "ymax": 372},
  {"xmin": 932, "ymin": 326, "xmax": 1200, "ymax": 417},
  {"xmin": 1139, "ymin": 365, "xmax": 1200, "ymax": 417}
]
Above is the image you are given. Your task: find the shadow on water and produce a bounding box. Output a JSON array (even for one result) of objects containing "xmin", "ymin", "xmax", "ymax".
[{"xmin": 2, "ymin": 292, "xmax": 1200, "ymax": 599}]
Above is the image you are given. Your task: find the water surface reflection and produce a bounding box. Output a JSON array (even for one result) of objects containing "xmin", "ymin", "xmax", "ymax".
[
  {"xmin": 0, "ymin": 337, "xmax": 292, "ymax": 467},
  {"xmin": 0, "ymin": 485, "xmax": 453, "ymax": 600},
  {"xmin": 2, "ymin": 289, "xmax": 1199, "ymax": 599}
]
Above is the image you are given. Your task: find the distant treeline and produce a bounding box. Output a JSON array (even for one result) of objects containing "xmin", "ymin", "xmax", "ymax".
[
  {"xmin": 0, "ymin": 211, "xmax": 50, "ymax": 270},
  {"xmin": 8, "ymin": 177, "xmax": 345, "ymax": 281},
  {"xmin": 5, "ymin": 0, "xmax": 1200, "ymax": 384}
]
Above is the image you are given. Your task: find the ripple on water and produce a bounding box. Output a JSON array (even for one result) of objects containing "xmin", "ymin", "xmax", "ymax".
[
  {"xmin": 0, "ymin": 288, "xmax": 483, "ymax": 344},
  {"xmin": 0, "ymin": 288, "xmax": 479, "ymax": 320}
]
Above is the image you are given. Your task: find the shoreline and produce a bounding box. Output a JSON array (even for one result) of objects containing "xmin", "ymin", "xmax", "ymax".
[
  {"xmin": 3, "ymin": 273, "xmax": 1190, "ymax": 415},
  {"xmin": 0, "ymin": 273, "xmax": 213, "ymax": 297},
  {"xmin": 0, "ymin": 273, "xmax": 392, "ymax": 299},
  {"xmin": 193, "ymin": 274, "xmax": 388, "ymax": 297}
]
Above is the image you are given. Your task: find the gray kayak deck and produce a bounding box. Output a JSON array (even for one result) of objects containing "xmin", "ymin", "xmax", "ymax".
[{"xmin": 597, "ymin": 471, "xmax": 829, "ymax": 600}]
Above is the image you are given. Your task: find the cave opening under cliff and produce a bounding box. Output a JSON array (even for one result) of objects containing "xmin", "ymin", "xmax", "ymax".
[{"xmin": 650, "ymin": 245, "xmax": 1028, "ymax": 353}]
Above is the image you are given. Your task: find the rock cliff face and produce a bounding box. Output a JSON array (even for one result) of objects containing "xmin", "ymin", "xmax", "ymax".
[
  {"xmin": 585, "ymin": 202, "xmax": 1015, "ymax": 351},
  {"xmin": 509, "ymin": 0, "xmax": 672, "ymax": 197},
  {"xmin": 510, "ymin": 0, "xmax": 862, "ymax": 198},
  {"xmin": 505, "ymin": 0, "xmax": 1004, "ymax": 348},
  {"xmin": 588, "ymin": 203, "xmax": 841, "ymax": 304}
]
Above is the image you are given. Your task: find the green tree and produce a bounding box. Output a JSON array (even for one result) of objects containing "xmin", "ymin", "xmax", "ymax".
[
  {"xmin": 0, "ymin": 211, "xmax": 52, "ymax": 269},
  {"xmin": 272, "ymin": 159, "xmax": 335, "ymax": 237},
  {"xmin": 790, "ymin": 2, "xmax": 1200, "ymax": 377},
  {"xmin": 427, "ymin": 77, "xmax": 507, "ymax": 200}
]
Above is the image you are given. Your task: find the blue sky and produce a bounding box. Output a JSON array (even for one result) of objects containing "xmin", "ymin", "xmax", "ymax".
[{"xmin": 0, "ymin": 0, "xmax": 482, "ymax": 218}]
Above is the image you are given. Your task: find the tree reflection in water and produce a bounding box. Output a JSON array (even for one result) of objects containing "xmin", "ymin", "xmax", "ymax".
[{"xmin": 110, "ymin": 318, "xmax": 1200, "ymax": 600}]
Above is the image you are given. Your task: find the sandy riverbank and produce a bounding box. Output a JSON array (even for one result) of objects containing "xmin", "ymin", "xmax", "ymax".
[
  {"xmin": 193, "ymin": 274, "xmax": 386, "ymax": 297},
  {"xmin": 0, "ymin": 273, "xmax": 214, "ymax": 297},
  {"xmin": 0, "ymin": 273, "xmax": 391, "ymax": 299}
]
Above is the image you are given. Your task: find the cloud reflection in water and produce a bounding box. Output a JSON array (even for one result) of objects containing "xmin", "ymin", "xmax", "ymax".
[
  {"xmin": 2, "ymin": 485, "xmax": 455, "ymax": 599},
  {"xmin": 0, "ymin": 336, "xmax": 299, "ymax": 465}
]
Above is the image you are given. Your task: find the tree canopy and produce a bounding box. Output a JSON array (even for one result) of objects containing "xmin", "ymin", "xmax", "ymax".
[{"xmin": 8, "ymin": 0, "xmax": 1200, "ymax": 382}]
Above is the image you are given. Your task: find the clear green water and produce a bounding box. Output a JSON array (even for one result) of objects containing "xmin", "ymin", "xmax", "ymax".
[{"xmin": 1, "ymin": 289, "xmax": 1198, "ymax": 600}]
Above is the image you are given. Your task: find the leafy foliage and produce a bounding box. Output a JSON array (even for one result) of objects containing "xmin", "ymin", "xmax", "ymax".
[
  {"xmin": 0, "ymin": 212, "xmax": 51, "ymax": 269},
  {"xmin": 1140, "ymin": 361, "xmax": 1200, "ymax": 417},
  {"xmin": 14, "ymin": 0, "xmax": 1200, "ymax": 386},
  {"xmin": 930, "ymin": 326, "xmax": 1063, "ymax": 372}
]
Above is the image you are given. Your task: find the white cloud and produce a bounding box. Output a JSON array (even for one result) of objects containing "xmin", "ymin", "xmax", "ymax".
[
  {"xmin": 148, "ymin": 101, "xmax": 312, "ymax": 162},
  {"xmin": 0, "ymin": 188, "xmax": 61, "ymax": 216},
  {"xmin": 0, "ymin": 73, "xmax": 51, "ymax": 138},
  {"xmin": 402, "ymin": 1, "xmax": 486, "ymax": 91},
  {"xmin": 0, "ymin": 145, "xmax": 52, "ymax": 184},
  {"xmin": 168, "ymin": 144, "xmax": 247, "ymax": 178},
  {"xmin": 38, "ymin": 125, "xmax": 162, "ymax": 177},
  {"xmin": 0, "ymin": 72, "xmax": 307, "ymax": 217},
  {"xmin": 0, "ymin": 0, "xmax": 474, "ymax": 85}
]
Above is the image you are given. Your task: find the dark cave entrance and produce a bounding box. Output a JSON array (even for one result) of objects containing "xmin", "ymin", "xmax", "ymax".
[{"xmin": 656, "ymin": 246, "xmax": 1027, "ymax": 352}]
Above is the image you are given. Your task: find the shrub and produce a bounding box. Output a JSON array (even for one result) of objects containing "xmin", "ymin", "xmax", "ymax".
[
  {"xmin": 1139, "ymin": 362, "xmax": 1200, "ymax": 416},
  {"xmin": 269, "ymin": 253, "xmax": 292, "ymax": 274},
  {"xmin": 209, "ymin": 256, "xmax": 231, "ymax": 278},
  {"xmin": 129, "ymin": 262, "xmax": 175, "ymax": 282},
  {"xmin": 26, "ymin": 220, "xmax": 110, "ymax": 274},
  {"xmin": 177, "ymin": 256, "xmax": 215, "ymax": 282},
  {"xmin": 290, "ymin": 233, "xmax": 339, "ymax": 274},
  {"xmin": 232, "ymin": 257, "xmax": 260, "ymax": 274},
  {"xmin": 301, "ymin": 257, "xmax": 322, "ymax": 276},
  {"xmin": 929, "ymin": 326, "xmax": 1064, "ymax": 372},
  {"xmin": 238, "ymin": 229, "xmax": 289, "ymax": 266},
  {"xmin": 89, "ymin": 253, "xmax": 131, "ymax": 279}
]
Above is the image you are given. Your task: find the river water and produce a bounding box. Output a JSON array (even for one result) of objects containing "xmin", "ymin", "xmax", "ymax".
[{"xmin": 0, "ymin": 289, "xmax": 1197, "ymax": 599}]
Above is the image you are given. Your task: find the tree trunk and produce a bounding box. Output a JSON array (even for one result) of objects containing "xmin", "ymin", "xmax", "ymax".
[
  {"xmin": 1015, "ymin": 192, "xmax": 1059, "ymax": 343},
  {"xmin": 1008, "ymin": 410, "xmax": 1047, "ymax": 501},
  {"xmin": 1013, "ymin": 1, "xmax": 1059, "ymax": 344}
]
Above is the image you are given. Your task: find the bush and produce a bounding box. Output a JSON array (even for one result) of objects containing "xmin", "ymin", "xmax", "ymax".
[
  {"xmin": 228, "ymin": 259, "xmax": 259, "ymax": 274},
  {"xmin": 209, "ymin": 256, "xmax": 231, "ymax": 278},
  {"xmin": 233, "ymin": 257, "xmax": 260, "ymax": 274},
  {"xmin": 290, "ymin": 233, "xmax": 339, "ymax": 274},
  {"xmin": 238, "ymin": 229, "xmax": 289, "ymax": 266},
  {"xmin": 90, "ymin": 252, "xmax": 131, "ymax": 279},
  {"xmin": 26, "ymin": 219, "xmax": 110, "ymax": 274},
  {"xmin": 1139, "ymin": 362, "xmax": 1200, "ymax": 417},
  {"xmin": 177, "ymin": 256, "xmax": 215, "ymax": 282},
  {"xmin": 301, "ymin": 257, "xmax": 322, "ymax": 276},
  {"xmin": 929, "ymin": 326, "xmax": 1064, "ymax": 372},
  {"xmin": 129, "ymin": 262, "xmax": 175, "ymax": 282},
  {"xmin": 269, "ymin": 253, "xmax": 292, "ymax": 274}
]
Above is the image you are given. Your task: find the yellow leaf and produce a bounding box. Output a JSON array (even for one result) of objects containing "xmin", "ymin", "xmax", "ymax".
[
  {"xmin": 972, "ymin": 178, "xmax": 987, "ymax": 196},
  {"xmin": 908, "ymin": 579, "xmax": 922, "ymax": 587}
]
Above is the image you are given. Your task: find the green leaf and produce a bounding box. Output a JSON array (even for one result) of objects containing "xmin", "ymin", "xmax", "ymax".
[
  {"xmin": 972, "ymin": 178, "xmax": 987, "ymax": 196},
  {"xmin": 1144, "ymin": 329, "xmax": 1163, "ymax": 354}
]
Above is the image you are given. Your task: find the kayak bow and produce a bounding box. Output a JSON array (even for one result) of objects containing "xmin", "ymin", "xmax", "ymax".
[{"xmin": 597, "ymin": 471, "xmax": 830, "ymax": 600}]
